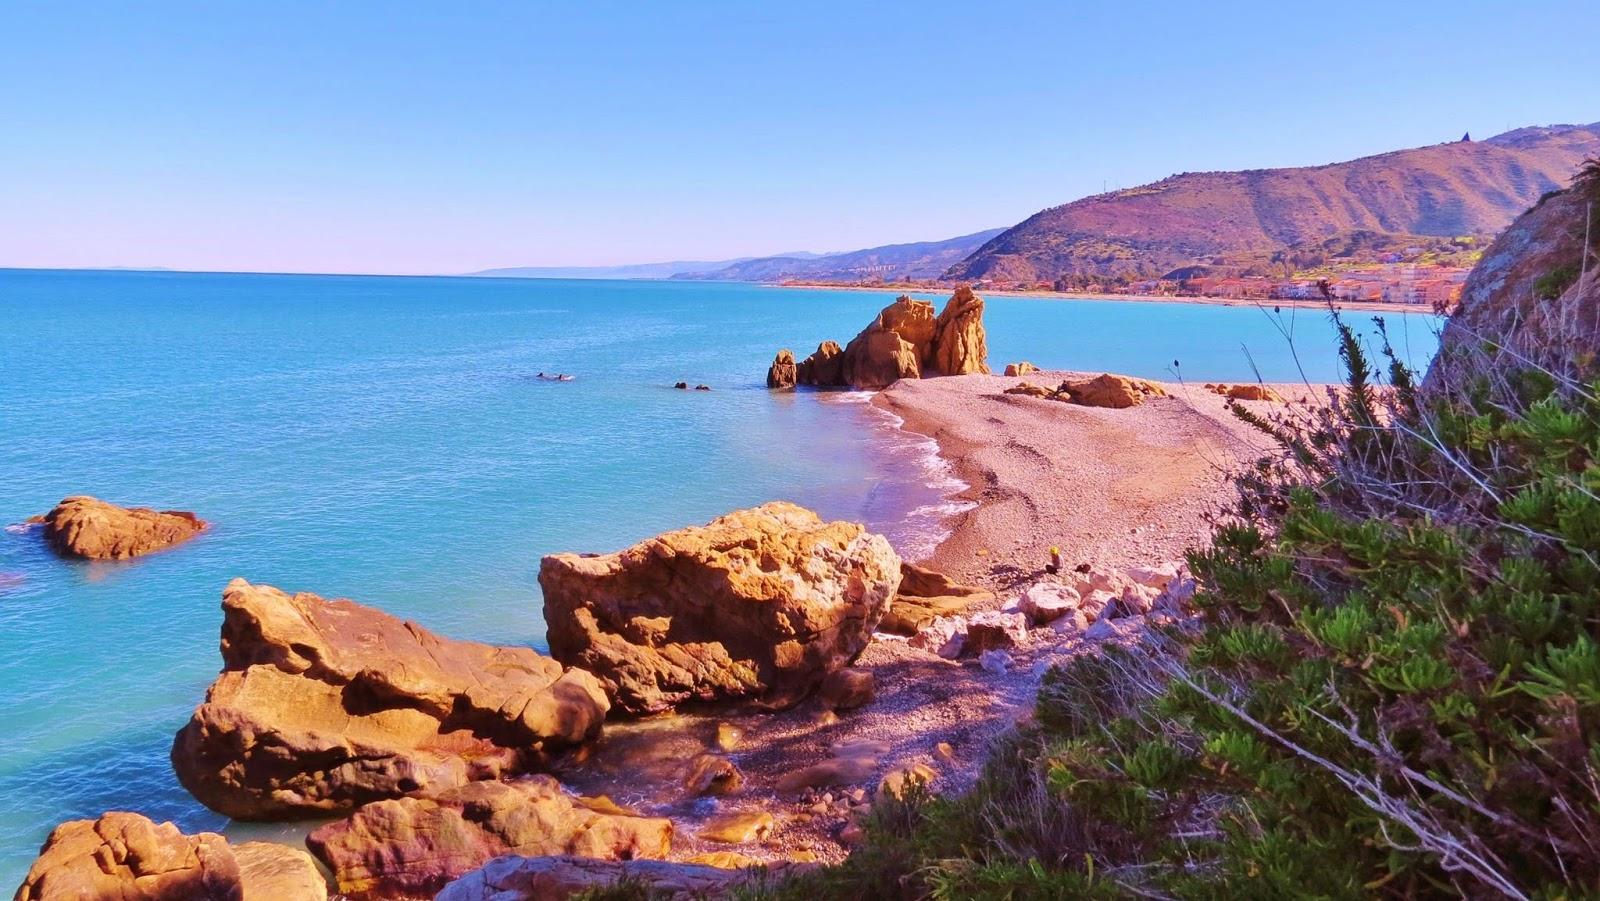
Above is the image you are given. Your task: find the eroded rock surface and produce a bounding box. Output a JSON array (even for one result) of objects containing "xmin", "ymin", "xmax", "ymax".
[
  {"xmin": 880, "ymin": 562, "xmax": 994, "ymax": 635},
  {"xmin": 35, "ymin": 495, "xmax": 206, "ymax": 560},
  {"xmin": 775, "ymin": 288, "xmax": 990, "ymax": 390},
  {"xmin": 1003, "ymin": 373, "xmax": 1169, "ymax": 408},
  {"xmin": 13, "ymin": 813, "xmax": 326, "ymax": 901},
  {"xmin": 306, "ymin": 776, "xmax": 671, "ymax": 899},
  {"xmin": 765, "ymin": 349, "xmax": 797, "ymax": 389},
  {"xmin": 172, "ymin": 579, "xmax": 609, "ymax": 819},
  {"xmin": 540, "ymin": 502, "xmax": 901, "ymax": 715}
]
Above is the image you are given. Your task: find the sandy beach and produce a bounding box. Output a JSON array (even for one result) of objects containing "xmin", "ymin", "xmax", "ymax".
[{"xmin": 554, "ymin": 370, "xmax": 1322, "ymax": 868}]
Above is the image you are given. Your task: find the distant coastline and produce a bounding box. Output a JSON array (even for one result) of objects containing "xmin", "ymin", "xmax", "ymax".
[{"xmin": 769, "ymin": 281, "xmax": 1436, "ymax": 315}]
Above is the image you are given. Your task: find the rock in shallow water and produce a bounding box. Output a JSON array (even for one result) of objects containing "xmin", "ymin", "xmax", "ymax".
[
  {"xmin": 34, "ymin": 495, "xmax": 206, "ymax": 560},
  {"xmin": 171, "ymin": 579, "xmax": 609, "ymax": 819},
  {"xmin": 540, "ymin": 502, "xmax": 901, "ymax": 715},
  {"xmin": 306, "ymin": 776, "xmax": 672, "ymax": 900}
]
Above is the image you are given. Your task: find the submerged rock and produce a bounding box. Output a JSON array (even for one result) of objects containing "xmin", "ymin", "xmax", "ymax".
[
  {"xmin": 306, "ymin": 776, "xmax": 671, "ymax": 900},
  {"xmin": 13, "ymin": 812, "xmax": 327, "ymax": 901},
  {"xmin": 34, "ymin": 495, "xmax": 206, "ymax": 560},
  {"xmin": 540, "ymin": 502, "xmax": 901, "ymax": 715},
  {"xmin": 171, "ymin": 580, "xmax": 609, "ymax": 819},
  {"xmin": 774, "ymin": 287, "xmax": 990, "ymax": 390}
]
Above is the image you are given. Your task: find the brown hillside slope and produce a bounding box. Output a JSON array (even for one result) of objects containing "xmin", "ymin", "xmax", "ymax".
[{"xmin": 947, "ymin": 123, "xmax": 1600, "ymax": 284}]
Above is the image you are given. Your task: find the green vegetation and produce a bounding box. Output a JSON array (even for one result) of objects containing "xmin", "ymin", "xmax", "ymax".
[
  {"xmin": 748, "ymin": 302, "xmax": 1600, "ymax": 898},
  {"xmin": 1535, "ymin": 262, "xmax": 1580, "ymax": 300}
]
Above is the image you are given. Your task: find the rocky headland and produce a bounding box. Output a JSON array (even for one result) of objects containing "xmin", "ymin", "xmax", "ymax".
[{"xmin": 766, "ymin": 286, "xmax": 990, "ymax": 390}]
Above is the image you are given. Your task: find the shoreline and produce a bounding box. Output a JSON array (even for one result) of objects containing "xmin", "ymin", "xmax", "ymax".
[
  {"xmin": 770, "ymin": 281, "xmax": 1432, "ymax": 315},
  {"xmin": 873, "ymin": 371, "xmax": 1320, "ymax": 584}
]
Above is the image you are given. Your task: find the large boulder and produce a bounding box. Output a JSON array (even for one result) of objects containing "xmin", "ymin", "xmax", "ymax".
[
  {"xmin": 879, "ymin": 562, "xmax": 994, "ymax": 635},
  {"xmin": 1003, "ymin": 373, "xmax": 1168, "ymax": 409},
  {"xmin": 306, "ymin": 776, "xmax": 672, "ymax": 900},
  {"xmin": 931, "ymin": 285, "xmax": 991, "ymax": 376},
  {"xmin": 540, "ymin": 502, "xmax": 902, "ymax": 715},
  {"xmin": 13, "ymin": 812, "xmax": 327, "ymax": 901},
  {"xmin": 765, "ymin": 349, "xmax": 797, "ymax": 389},
  {"xmin": 772, "ymin": 288, "xmax": 990, "ymax": 390},
  {"xmin": 437, "ymin": 856, "xmax": 806, "ymax": 901},
  {"xmin": 33, "ymin": 495, "xmax": 206, "ymax": 560},
  {"xmin": 796, "ymin": 340, "xmax": 844, "ymax": 385},
  {"xmin": 172, "ymin": 579, "xmax": 609, "ymax": 819}
]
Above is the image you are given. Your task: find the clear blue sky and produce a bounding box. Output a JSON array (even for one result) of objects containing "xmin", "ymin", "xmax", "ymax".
[{"xmin": 2, "ymin": 1, "xmax": 1595, "ymax": 275}]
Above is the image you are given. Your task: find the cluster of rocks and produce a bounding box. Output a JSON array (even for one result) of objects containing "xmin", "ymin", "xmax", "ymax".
[
  {"xmin": 14, "ymin": 812, "xmax": 326, "ymax": 901},
  {"xmin": 1003, "ymin": 361, "xmax": 1037, "ymax": 376},
  {"xmin": 673, "ymin": 382, "xmax": 712, "ymax": 391},
  {"xmin": 16, "ymin": 502, "xmax": 908, "ymax": 900},
  {"xmin": 902, "ymin": 561, "xmax": 1196, "ymax": 663},
  {"xmin": 1205, "ymin": 382, "xmax": 1283, "ymax": 402},
  {"xmin": 766, "ymin": 287, "xmax": 991, "ymax": 390},
  {"xmin": 24, "ymin": 495, "xmax": 207, "ymax": 560},
  {"xmin": 1003, "ymin": 373, "xmax": 1170, "ymax": 409}
]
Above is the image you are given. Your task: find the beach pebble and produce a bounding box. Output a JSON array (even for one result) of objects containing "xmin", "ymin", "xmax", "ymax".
[
  {"xmin": 714, "ymin": 721, "xmax": 743, "ymax": 752},
  {"xmin": 979, "ymin": 649, "xmax": 1013, "ymax": 675},
  {"xmin": 964, "ymin": 611, "xmax": 1028, "ymax": 654},
  {"xmin": 933, "ymin": 742, "xmax": 956, "ymax": 764},
  {"xmin": 909, "ymin": 616, "xmax": 966, "ymax": 659},
  {"xmin": 1156, "ymin": 577, "xmax": 1197, "ymax": 612},
  {"xmin": 877, "ymin": 763, "xmax": 938, "ymax": 802},
  {"xmin": 1127, "ymin": 562, "xmax": 1181, "ymax": 590},
  {"xmin": 1018, "ymin": 581, "xmax": 1080, "ymax": 625},
  {"xmin": 1084, "ymin": 617, "xmax": 1118, "ymax": 641}
]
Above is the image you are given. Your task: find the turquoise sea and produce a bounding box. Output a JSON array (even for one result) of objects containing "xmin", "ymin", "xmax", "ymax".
[{"xmin": 0, "ymin": 269, "xmax": 1440, "ymax": 885}]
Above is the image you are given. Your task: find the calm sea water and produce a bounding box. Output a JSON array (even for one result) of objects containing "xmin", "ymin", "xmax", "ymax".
[{"xmin": 0, "ymin": 269, "xmax": 1439, "ymax": 885}]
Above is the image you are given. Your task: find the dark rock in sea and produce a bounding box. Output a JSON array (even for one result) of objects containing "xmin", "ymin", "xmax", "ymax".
[
  {"xmin": 539, "ymin": 502, "xmax": 901, "ymax": 715},
  {"xmin": 34, "ymin": 495, "xmax": 206, "ymax": 560},
  {"xmin": 171, "ymin": 579, "xmax": 609, "ymax": 819}
]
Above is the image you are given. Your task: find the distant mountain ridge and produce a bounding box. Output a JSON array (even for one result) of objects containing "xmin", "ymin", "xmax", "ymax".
[
  {"xmin": 672, "ymin": 229, "xmax": 1006, "ymax": 283},
  {"xmin": 946, "ymin": 123, "xmax": 1600, "ymax": 285}
]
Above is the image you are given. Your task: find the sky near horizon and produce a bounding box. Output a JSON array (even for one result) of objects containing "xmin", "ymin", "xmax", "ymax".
[{"xmin": 2, "ymin": 1, "xmax": 1597, "ymax": 276}]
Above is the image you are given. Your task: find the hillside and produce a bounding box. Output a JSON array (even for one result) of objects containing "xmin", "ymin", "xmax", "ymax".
[
  {"xmin": 675, "ymin": 229, "xmax": 1005, "ymax": 283},
  {"xmin": 946, "ymin": 123, "xmax": 1600, "ymax": 286}
]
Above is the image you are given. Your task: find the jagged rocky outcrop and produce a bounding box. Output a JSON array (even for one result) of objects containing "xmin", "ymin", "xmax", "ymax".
[
  {"xmin": 540, "ymin": 502, "xmax": 902, "ymax": 715},
  {"xmin": 879, "ymin": 562, "xmax": 995, "ymax": 635},
  {"xmin": 1430, "ymin": 175, "xmax": 1600, "ymax": 389},
  {"xmin": 437, "ymin": 855, "xmax": 810, "ymax": 901},
  {"xmin": 765, "ymin": 349, "xmax": 797, "ymax": 389},
  {"xmin": 171, "ymin": 579, "xmax": 609, "ymax": 819},
  {"xmin": 306, "ymin": 776, "xmax": 672, "ymax": 900},
  {"xmin": 12, "ymin": 812, "xmax": 327, "ymax": 901},
  {"xmin": 31, "ymin": 495, "xmax": 206, "ymax": 560},
  {"xmin": 766, "ymin": 287, "xmax": 990, "ymax": 390}
]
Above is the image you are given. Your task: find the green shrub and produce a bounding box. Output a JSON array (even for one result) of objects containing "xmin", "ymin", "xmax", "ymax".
[{"xmin": 1534, "ymin": 262, "xmax": 1580, "ymax": 300}]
